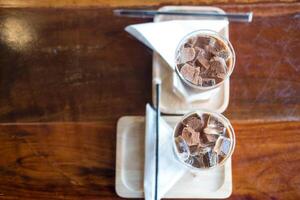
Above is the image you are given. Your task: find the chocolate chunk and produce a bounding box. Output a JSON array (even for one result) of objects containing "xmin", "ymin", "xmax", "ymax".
[
  {"xmin": 204, "ymin": 45, "xmax": 217, "ymax": 55},
  {"xmin": 189, "ymin": 145, "xmax": 199, "ymax": 156},
  {"xmin": 182, "ymin": 116, "xmax": 203, "ymax": 131},
  {"xmin": 181, "ymin": 127, "xmax": 200, "ymax": 146},
  {"xmin": 205, "ymin": 134, "xmax": 219, "ymax": 143},
  {"xmin": 201, "ymin": 78, "xmax": 216, "ymax": 87},
  {"xmin": 179, "ymin": 64, "xmax": 202, "ymax": 85},
  {"xmin": 195, "ymin": 47, "xmax": 211, "ymax": 59},
  {"xmin": 210, "ymin": 57, "xmax": 227, "ymax": 79},
  {"xmin": 191, "ymin": 67, "xmax": 202, "ymax": 85},
  {"xmin": 180, "ymin": 63, "xmax": 195, "ymax": 82},
  {"xmin": 192, "ymin": 155, "xmax": 206, "ymax": 168},
  {"xmin": 196, "ymin": 57, "xmax": 210, "ymax": 70},
  {"xmin": 194, "ymin": 47, "xmax": 211, "ymax": 70},
  {"xmin": 178, "ymin": 47, "xmax": 196, "ymax": 64},
  {"xmin": 194, "ymin": 36, "xmax": 213, "ymax": 48},
  {"xmin": 174, "ymin": 122, "xmax": 185, "ymax": 137},
  {"xmin": 187, "ymin": 36, "xmax": 197, "ymax": 47},
  {"xmin": 198, "ymin": 140, "xmax": 215, "ymax": 148}
]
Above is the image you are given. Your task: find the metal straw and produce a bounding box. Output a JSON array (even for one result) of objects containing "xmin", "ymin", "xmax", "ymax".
[
  {"xmin": 114, "ymin": 9, "xmax": 253, "ymax": 23},
  {"xmin": 154, "ymin": 82, "xmax": 161, "ymax": 200}
]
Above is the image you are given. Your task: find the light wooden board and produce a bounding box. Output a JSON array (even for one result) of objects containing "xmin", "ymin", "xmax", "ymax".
[
  {"xmin": 152, "ymin": 6, "xmax": 230, "ymax": 114},
  {"xmin": 115, "ymin": 116, "xmax": 232, "ymax": 198}
]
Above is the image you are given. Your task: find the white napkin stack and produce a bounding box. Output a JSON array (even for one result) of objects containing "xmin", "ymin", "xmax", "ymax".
[{"xmin": 144, "ymin": 104, "xmax": 187, "ymax": 200}]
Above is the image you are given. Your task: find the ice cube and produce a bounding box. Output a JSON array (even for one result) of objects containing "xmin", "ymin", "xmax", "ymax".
[
  {"xmin": 186, "ymin": 36, "xmax": 197, "ymax": 47},
  {"xmin": 214, "ymin": 136, "xmax": 231, "ymax": 157},
  {"xmin": 195, "ymin": 50, "xmax": 211, "ymax": 70},
  {"xmin": 190, "ymin": 145, "xmax": 212, "ymax": 156},
  {"xmin": 204, "ymin": 151, "xmax": 218, "ymax": 167},
  {"xmin": 192, "ymin": 154, "xmax": 206, "ymax": 168},
  {"xmin": 195, "ymin": 46, "xmax": 211, "ymax": 59},
  {"xmin": 195, "ymin": 46, "xmax": 205, "ymax": 55},
  {"xmin": 178, "ymin": 47, "xmax": 196, "ymax": 63},
  {"xmin": 189, "ymin": 145, "xmax": 199, "ymax": 156},
  {"xmin": 191, "ymin": 67, "xmax": 202, "ymax": 85},
  {"xmin": 216, "ymin": 49, "xmax": 231, "ymax": 61},
  {"xmin": 180, "ymin": 63, "xmax": 196, "ymax": 82},
  {"xmin": 175, "ymin": 136, "xmax": 190, "ymax": 161},
  {"xmin": 198, "ymin": 138, "xmax": 215, "ymax": 148},
  {"xmin": 205, "ymin": 133, "xmax": 219, "ymax": 143},
  {"xmin": 208, "ymin": 37, "xmax": 217, "ymax": 46},
  {"xmin": 182, "ymin": 115, "xmax": 203, "ymax": 131},
  {"xmin": 184, "ymin": 155, "xmax": 207, "ymax": 168},
  {"xmin": 198, "ymin": 57, "xmax": 210, "ymax": 70},
  {"xmin": 185, "ymin": 156, "xmax": 194, "ymax": 165},
  {"xmin": 204, "ymin": 127, "xmax": 226, "ymax": 136},
  {"xmin": 205, "ymin": 39, "xmax": 224, "ymax": 55},
  {"xmin": 194, "ymin": 36, "xmax": 213, "ymax": 48},
  {"xmin": 207, "ymin": 115, "xmax": 222, "ymax": 127},
  {"xmin": 204, "ymin": 45, "xmax": 217, "ymax": 55},
  {"xmin": 198, "ymin": 145, "xmax": 213, "ymax": 154},
  {"xmin": 181, "ymin": 127, "xmax": 200, "ymax": 146},
  {"xmin": 209, "ymin": 56, "xmax": 227, "ymax": 79},
  {"xmin": 206, "ymin": 115, "xmax": 226, "ymax": 134},
  {"xmin": 201, "ymin": 78, "xmax": 216, "ymax": 87},
  {"xmin": 196, "ymin": 76, "xmax": 203, "ymax": 86}
]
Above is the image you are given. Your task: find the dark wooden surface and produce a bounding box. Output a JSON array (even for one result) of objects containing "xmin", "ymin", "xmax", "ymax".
[
  {"xmin": 0, "ymin": 0, "xmax": 298, "ymax": 8},
  {"xmin": 0, "ymin": 2, "xmax": 299, "ymax": 200},
  {"xmin": 0, "ymin": 121, "xmax": 299, "ymax": 199}
]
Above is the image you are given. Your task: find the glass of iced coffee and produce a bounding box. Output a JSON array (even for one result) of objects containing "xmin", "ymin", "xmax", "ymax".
[
  {"xmin": 173, "ymin": 110, "xmax": 235, "ymax": 170},
  {"xmin": 175, "ymin": 30, "xmax": 235, "ymax": 90}
]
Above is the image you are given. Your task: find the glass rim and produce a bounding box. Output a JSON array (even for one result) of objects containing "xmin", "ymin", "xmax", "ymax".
[
  {"xmin": 174, "ymin": 29, "xmax": 236, "ymax": 91},
  {"xmin": 172, "ymin": 109, "xmax": 236, "ymax": 171}
]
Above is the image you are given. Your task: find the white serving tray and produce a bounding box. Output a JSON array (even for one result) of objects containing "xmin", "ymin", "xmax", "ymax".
[
  {"xmin": 152, "ymin": 6, "xmax": 230, "ymax": 114},
  {"xmin": 115, "ymin": 116, "xmax": 232, "ymax": 199}
]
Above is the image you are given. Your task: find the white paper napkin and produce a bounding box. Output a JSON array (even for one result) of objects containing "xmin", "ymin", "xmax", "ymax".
[
  {"xmin": 125, "ymin": 19, "xmax": 228, "ymax": 70},
  {"xmin": 126, "ymin": 19, "xmax": 228, "ymax": 102},
  {"xmin": 144, "ymin": 104, "xmax": 187, "ymax": 200}
]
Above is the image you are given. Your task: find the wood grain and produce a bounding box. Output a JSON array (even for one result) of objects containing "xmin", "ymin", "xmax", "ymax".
[
  {"xmin": 0, "ymin": 122, "xmax": 119, "ymax": 200},
  {"xmin": 0, "ymin": 2, "xmax": 299, "ymax": 199},
  {"xmin": 0, "ymin": 121, "xmax": 299, "ymax": 199},
  {"xmin": 232, "ymin": 121, "xmax": 300, "ymax": 199},
  {"xmin": 0, "ymin": 3, "xmax": 299, "ymax": 122},
  {"xmin": 0, "ymin": 0, "xmax": 298, "ymax": 8}
]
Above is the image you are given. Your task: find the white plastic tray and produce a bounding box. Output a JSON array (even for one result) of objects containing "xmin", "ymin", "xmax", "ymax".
[
  {"xmin": 115, "ymin": 116, "xmax": 232, "ymax": 198},
  {"xmin": 152, "ymin": 6, "xmax": 230, "ymax": 114}
]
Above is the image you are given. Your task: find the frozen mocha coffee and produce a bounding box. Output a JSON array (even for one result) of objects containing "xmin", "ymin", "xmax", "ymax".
[
  {"xmin": 176, "ymin": 32, "xmax": 234, "ymax": 88},
  {"xmin": 173, "ymin": 112, "xmax": 234, "ymax": 169}
]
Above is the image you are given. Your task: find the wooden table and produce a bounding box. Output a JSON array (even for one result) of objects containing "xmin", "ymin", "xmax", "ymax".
[{"xmin": 0, "ymin": 1, "xmax": 299, "ymax": 199}]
